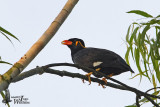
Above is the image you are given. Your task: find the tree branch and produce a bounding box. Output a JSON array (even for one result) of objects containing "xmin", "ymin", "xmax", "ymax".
[
  {"xmin": 146, "ymin": 87, "xmax": 160, "ymax": 93},
  {"xmin": 11, "ymin": 63, "xmax": 160, "ymax": 107},
  {"xmin": 12, "ymin": 67, "xmax": 127, "ymax": 91},
  {"xmin": 42, "ymin": 63, "xmax": 160, "ymax": 99},
  {"xmin": 42, "ymin": 63, "xmax": 160, "ymax": 107},
  {"xmin": 136, "ymin": 94, "xmax": 140, "ymax": 107}
]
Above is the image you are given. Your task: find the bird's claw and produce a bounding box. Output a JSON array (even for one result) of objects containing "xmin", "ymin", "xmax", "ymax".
[
  {"xmin": 107, "ymin": 73, "xmax": 113, "ymax": 78},
  {"xmin": 85, "ymin": 72, "xmax": 93, "ymax": 85},
  {"xmin": 98, "ymin": 77, "xmax": 107, "ymax": 88},
  {"xmin": 102, "ymin": 77, "xmax": 107, "ymax": 84}
]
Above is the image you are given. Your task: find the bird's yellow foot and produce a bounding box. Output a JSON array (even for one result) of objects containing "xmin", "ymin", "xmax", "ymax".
[
  {"xmin": 102, "ymin": 77, "xmax": 107, "ymax": 84},
  {"xmin": 99, "ymin": 74, "xmax": 113, "ymax": 88},
  {"xmin": 99, "ymin": 77, "xmax": 107, "ymax": 88},
  {"xmin": 85, "ymin": 72, "xmax": 93, "ymax": 85},
  {"xmin": 107, "ymin": 73, "xmax": 113, "ymax": 78},
  {"xmin": 96, "ymin": 68, "xmax": 101, "ymax": 71}
]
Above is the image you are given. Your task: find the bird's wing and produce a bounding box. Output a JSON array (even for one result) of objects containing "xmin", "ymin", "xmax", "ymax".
[{"xmin": 73, "ymin": 48, "xmax": 130, "ymax": 70}]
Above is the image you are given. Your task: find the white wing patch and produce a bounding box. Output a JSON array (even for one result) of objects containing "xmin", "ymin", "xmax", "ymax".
[{"xmin": 93, "ymin": 61, "xmax": 103, "ymax": 67}]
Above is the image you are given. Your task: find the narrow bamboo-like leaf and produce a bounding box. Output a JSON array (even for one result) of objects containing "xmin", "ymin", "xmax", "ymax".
[
  {"xmin": 149, "ymin": 19, "xmax": 159, "ymax": 25},
  {"xmin": 156, "ymin": 15, "xmax": 160, "ymax": 18},
  {"xmin": 125, "ymin": 47, "xmax": 131, "ymax": 65},
  {"xmin": 139, "ymin": 47, "xmax": 148, "ymax": 63},
  {"xmin": 137, "ymin": 32, "xmax": 141, "ymax": 47},
  {"xmin": 127, "ymin": 10, "xmax": 153, "ymax": 18},
  {"xmin": 154, "ymin": 31, "xmax": 160, "ymax": 59},
  {"xmin": 152, "ymin": 74, "xmax": 157, "ymax": 92},
  {"xmin": 0, "ymin": 26, "xmax": 20, "ymax": 42},
  {"xmin": 132, "ymin": 27, "xmax": 139, "ymax": 44},
  {"xmin": 130, "ymin": 73, "xmax": 140, "ymax": 79},
  {"xmin": 141, "ymin": 25, "xmax": 150, "ymax": 46},
  {"xmin": 130, "ymin": 46, "xmax": 134, "ymax": 60},
  {"xmin": 155, "ymin": 26, "xmax": 160, "ymax": 30},
  {"xmin": 144, "ymin": 65, "xmax": 150, "ymax": 81},
  {"xmin": 126, "ymin": 25, "xmax": 131, "ymax": 43},
  {"xmin": 130, "ymin": 70, "xmax": 148, "ymax": 79},
  {"xmin": 1, "ymin": 92, "xmax": 5, "ymax": 99},
  {"xmin": 129, "ymin": 27, "xmax": 139, "ymax": 44},
  {"xmin": 0, "ymin": 61, "xmax": 12, "ymax": 65},
  {"xmin": 150, "ymin": 47, "xmax": 160, "ymax": 83},
  {"xmin": 154, "ymin": 59, "xmax": 160, "ymax": 83},
  {"xmin": 0, "ymin": 31, "xmax": 14, "ymax": 45},
  {"xmin": 1, "ymin": 92, "xmax": 10, "ymax": 107},
  {"xmin": 138, "ymin": 97, "xmax": 148, "ymax": 104},
  {"xmin": 153, "ymin": 90, "xmax": 160, "ymax": 96},
  {"xmin": 135, "ymin": 48, "xmax": 143, "ymax": 75}
]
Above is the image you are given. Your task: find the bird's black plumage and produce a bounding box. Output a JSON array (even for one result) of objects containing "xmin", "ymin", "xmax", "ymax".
[{"xmin": 62, "ymin": 38, "xmax": 134, "ymax": 78}]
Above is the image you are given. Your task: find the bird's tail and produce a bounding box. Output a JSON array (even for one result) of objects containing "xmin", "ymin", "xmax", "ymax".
[{"xmin": 130, "ymin": 68, "xmax": 134, "ymax": 73}]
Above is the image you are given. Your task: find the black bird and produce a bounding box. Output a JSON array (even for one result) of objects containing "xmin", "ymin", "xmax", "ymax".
[{"xmin": 62, "ymin": 38, "xmax": 134, "ymax": 85}]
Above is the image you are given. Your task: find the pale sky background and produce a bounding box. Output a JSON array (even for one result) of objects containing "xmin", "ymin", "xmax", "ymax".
[{"xmin": 0, "ymin": 0, "xmax": 160, "ymax": 107}]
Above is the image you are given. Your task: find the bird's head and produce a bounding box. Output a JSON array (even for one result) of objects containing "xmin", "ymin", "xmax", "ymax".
[{"xmin": 61, "ymin": 38, "xmax": 85, "ymax": 55}]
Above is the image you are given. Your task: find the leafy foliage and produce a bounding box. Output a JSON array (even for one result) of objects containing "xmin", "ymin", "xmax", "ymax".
[
  {"xmin": 0, "ymin": 26, "xmax": 20, "ymax": 66},
  {"xmin": 125, "ymin": 10, "xmax": 160, "ymax": 106},
  {"xmin": 0, "ymin": 26, "xmax": 20, "ymax": 43},
  {"xmin": 127, "ymin": 10, "xmax": 153, "ymax": 18},
  {"xmin": 0, "ymin": 57, "xmax": 12, "ymax": 65}
]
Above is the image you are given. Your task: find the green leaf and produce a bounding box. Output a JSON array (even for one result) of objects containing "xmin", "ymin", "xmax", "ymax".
[
  {"xmin": 156, "ymin": 15, "xmax": 160, "ymax": 18},
  {"xmin": 0, "ymin": 61, "xmax": 12, "ymax": 65},
  {"xmin": 0, "ymin": 26, "xmax": 20, "ymax": 42},
  {"xmin": 130, "ymin": 46, "xmax": 134, "ymax": 60},
  {"xmin": 129, "ymin": 70, "xmax": 148, "ymax": 79},
  {"xmin": 135, "ymin": 48, "xmax": 143, "ymax": 76},
  {"xmin": 149, "ymin": 19, "xmax": 159, "ymax": 25},
  {"xmin": 0, "ymin": 31, "xmax": 14, "ymax": 45},
  {"xmin": 125, "ymin": 47, "xmax": 131, "ymax": 65},
  {"xmin": 155, "ymin": 26, "xmax": 160, "ymax": 30},
  {"xmin": 1, "ymin": 92, "xmax": 10, "ymax": 107},
  {"xmin": 154, "ymin": 31, "xmax": 160, "ymax": 59},
  {"xmin": 140, "ymin": 25, "xmax": 150, "ymax": 46},
  {"xmin": 143, "ymin": 61, "xmax": 150, "ymax": 82},
  {"xmin": 150, "ymin": 47, "xmax": 160, "ymax": 83},
  {"xmin": 126, "ymin": 25, "xmax": 131, "ymax": 43},
  {"xmin": 137, "ymin": 32, "xmax": 141, "ymax": 47},
  {"xmin": 130, "ymin": 27, "xmax": 139, "ymax": 44},
  {"xmin": 127, "ymin": 10, "xmax": 153, "ymax": 18},
  {"xmin": 154, "ymin": 59, "xmax": 160, "ymax": 83},
  {"xmin": 152, "ymin": 74, "xmax": 157, "ymax": 91}
]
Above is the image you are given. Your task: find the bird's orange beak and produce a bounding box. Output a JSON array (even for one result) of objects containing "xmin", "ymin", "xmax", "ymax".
[{"xmin": 61, "ymin": 40, "xmax": 72, "ymax": 45}]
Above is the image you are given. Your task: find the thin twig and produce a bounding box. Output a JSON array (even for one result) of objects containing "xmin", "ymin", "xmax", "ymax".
[
  {"xmin": 146, "ymin": 87, "xmax": 160, "ymax": 93},
  {"xmin": 43, "ymin": 63, "xmax": 160, "ymax": 99}
]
